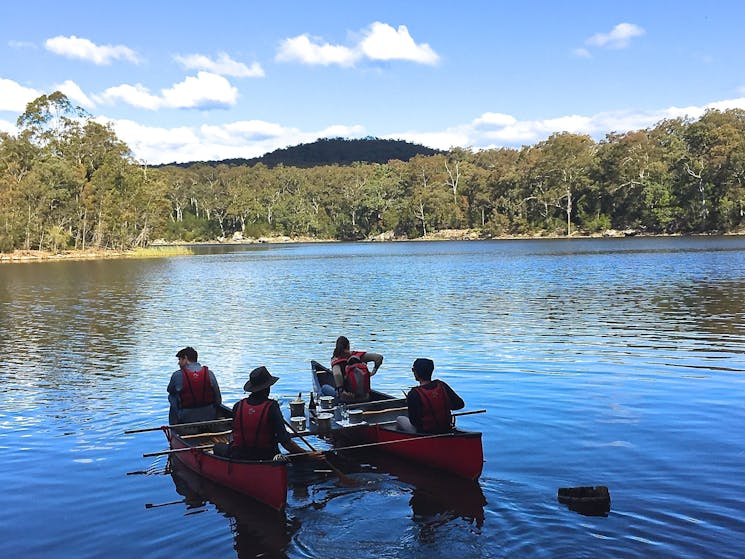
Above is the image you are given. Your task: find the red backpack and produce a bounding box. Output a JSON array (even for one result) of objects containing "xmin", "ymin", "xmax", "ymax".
[{"xmin": 343, "ymin": 354, "xmax": 371, "ymax": 398}]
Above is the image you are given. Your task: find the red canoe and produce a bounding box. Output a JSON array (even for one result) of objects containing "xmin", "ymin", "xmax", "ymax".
[
  {"xmin": 164, "ymin": 405, "xmax": 288, "ymax": 511},
  {"xmin": 310, "ymin": 360, "xmax": 484, "ymax": 480}
]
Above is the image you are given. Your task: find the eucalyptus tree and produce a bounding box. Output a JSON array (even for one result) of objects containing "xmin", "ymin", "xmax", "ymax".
[{"xmin": 681, "ymin": 109, "xmax": 745, "ymax": 231}]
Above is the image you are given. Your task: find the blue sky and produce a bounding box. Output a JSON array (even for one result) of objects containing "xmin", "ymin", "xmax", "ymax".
[{"xmin": 1, "ymin": 1, "xmax": 744, "ymax": 164}]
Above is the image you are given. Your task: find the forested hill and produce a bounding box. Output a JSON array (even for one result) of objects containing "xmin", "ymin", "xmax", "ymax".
[{"xmin": 165, "ymin": 137, "xmax": 443, "ymax": 168}]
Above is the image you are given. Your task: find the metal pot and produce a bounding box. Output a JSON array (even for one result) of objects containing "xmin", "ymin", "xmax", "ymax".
[
  {"xmin": 289, "ymin": 400, "xmax": 305, "ymax": 417},
  {"xmin": 319, "ymin": 396, "xmax": 334, "ymax": 410},
  {"xmin": 316, "ymin": 412, "xmax": 334, "ymax": 433},
  {"xmin": 290, "ymin": 415, "xmax": 307, "ymax": 432},
  {"xmin": 348, "ymin": 409, "xmax": 364, "ymax": 424}
]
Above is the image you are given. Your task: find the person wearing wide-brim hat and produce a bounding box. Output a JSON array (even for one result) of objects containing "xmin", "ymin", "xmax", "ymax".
[{"xmin": 214, "ymin": 366, "xmax": 307, "ymax": 461}]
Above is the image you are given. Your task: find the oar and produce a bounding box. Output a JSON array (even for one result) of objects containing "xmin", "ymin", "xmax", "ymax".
[
  {"xmin": 181, "ymin": 430, "xmax": 232, "ymax": 439},
  {"xmin": 145, "ymin": 499, "xmax": 188, "ymax": 509},
  {"xmin": 143, "ymin": 444, "xmax": 215, "ymax": 458},
  {"xmin": 125, "ymin": 418, "xmax": 232, "ymax": 434},
  {"xmin": 282, "ymin": 418, "xmax": 358, "ymax": 487},
  {"xmin": 337, "ymin": 408, "xmax": 487, "ymax": 429},
  {"xmin": 362, "ymin": 406, "xmax": 407, "ymax": 416},
  {"xmin": 284, "ymin": 431, "xmax": 466, "ymax": 458}
]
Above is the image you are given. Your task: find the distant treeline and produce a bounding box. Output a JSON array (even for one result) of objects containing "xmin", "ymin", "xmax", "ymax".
[
  {"xmin": 161, "ymin": 137, "xmax": 442, "ymax": 169},
  {"xmin": 1, "ymin": 91, "xmax": 744, "ymax": 253}
]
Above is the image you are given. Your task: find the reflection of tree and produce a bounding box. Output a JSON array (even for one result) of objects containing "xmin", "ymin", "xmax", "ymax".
[
  {"xmin": 168, "ymin": 458, "xmax": 297, "ymax": 559},
  {"xmin": 654, "ymin": 281, "xmax": 745, "ymax": 339}
]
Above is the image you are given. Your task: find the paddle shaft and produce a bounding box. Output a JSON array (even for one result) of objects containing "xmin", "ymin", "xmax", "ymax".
[
  {"xmin": 143, "ymin": 443, "xmax": 215, "ymax": 457},
  {"xmin": 125, "ymin": 418, "xmax": 232, "ymax": 434},
  {"xmin": 285, "ymin": 431, "xmax": 466, "ymax": 458},
  {"xmin": 282, "ymin": 419, "xmax": 355, "ymax": 484}
]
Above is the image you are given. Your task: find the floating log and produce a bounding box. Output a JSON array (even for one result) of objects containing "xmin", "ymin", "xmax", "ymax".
[{"xmin": 557, "ymin": 486, "xmax": 611, "ymax": 517}]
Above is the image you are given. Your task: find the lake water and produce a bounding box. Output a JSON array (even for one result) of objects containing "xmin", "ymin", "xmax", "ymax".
[{"xmin": 1, "ymin": 237, "xmax": 744, "ymax": 558}]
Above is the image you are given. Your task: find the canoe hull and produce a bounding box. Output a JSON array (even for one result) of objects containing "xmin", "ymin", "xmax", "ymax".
[
  {"xmin": 344, "ymin": 425, "xmax": 484, "ymax": 480},
  {"xmin": 165, "ymin": 427, "xmax": 287, "ymax": 511}
]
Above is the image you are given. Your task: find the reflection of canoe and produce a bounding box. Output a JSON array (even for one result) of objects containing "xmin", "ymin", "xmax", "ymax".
[
  {"xmin": 344, "ymin": 448, "xmax": 487, "ymax": 526},
  {"xmin": 164, "ymin": 404, "xmax": 287, "ymax": 511},
  {"xmin": 311, "ymin": 360, "xmax": 484, "ymax": 480},
  {"xmin": 168, "ymin": 457, "xmax": 295, "ymax": 558}
]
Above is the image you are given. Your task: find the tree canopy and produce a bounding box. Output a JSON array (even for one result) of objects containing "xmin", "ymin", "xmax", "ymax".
[{"xmin": 1, "ymin": 92, "xmax": 744, "ymax": 253}]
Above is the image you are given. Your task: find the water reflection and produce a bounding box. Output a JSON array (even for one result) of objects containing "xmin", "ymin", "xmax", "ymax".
[
  {"xmin": 167, "ymin": 458, "xmax": 298, "ymax": 559},
  {"xmin": 339, "ymin": 449, "xmax": 486, "ymax": 529}
]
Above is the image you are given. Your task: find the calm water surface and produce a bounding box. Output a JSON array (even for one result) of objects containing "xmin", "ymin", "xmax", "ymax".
[{"xmin": 1, "ymin": 237, "xmax": 744, "ymax": 558}]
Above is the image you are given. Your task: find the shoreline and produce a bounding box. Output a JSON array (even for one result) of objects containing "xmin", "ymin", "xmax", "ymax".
[{"xmin": 2, "ymin": 229, "xmax": 743, "ymax": 263}]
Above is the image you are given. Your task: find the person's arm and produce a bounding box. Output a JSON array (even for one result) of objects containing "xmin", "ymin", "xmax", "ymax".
[
  {"xmin": 209, "ymin": 370, "xmax": 222, "ymax": 405},
  {"xmin": 331, "ymin": 364, "xmax": 344, "ymax": 388},
  {"xmin": 406, "ymin": 389, "xmax": 423, "ymax": 431},
  {"xmin": 167, "ymin": 371, "xmax": 180, "ymax": 407},
  {"xmin": 268, "ymin": 402, "xmax": 318, "ymax": 459},
  {"xmin": 441, "ymin": 381, "xmax": 465, "ymax": 410},
  {"xmin": 362, "ymin": 352, "xmax": 383, "ymax": 375}
]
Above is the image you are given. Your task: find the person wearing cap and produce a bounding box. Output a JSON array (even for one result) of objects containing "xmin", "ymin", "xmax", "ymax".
[
  {"xmin": 167, "ymin": 346, "xmax": 222, "ymax": 425},
  {"xmin": 396, "ymin": 358, "xmax": 465, "ymax": 434},
  {"xmin": 213, "ymin": 366, "xmax": 307, "ymax": 461}
]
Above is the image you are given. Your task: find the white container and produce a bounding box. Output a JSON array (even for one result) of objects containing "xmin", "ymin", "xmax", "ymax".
[
  {"xmin": 290, "ymin": 416, "xmax": 307, "ymax": 431},
  {"xmin": 348, "ymin": 409, "xmax": 364, "ymax": 424}
]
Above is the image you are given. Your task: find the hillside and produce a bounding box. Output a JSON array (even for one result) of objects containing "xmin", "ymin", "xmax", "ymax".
[{"xmin": 164, "ymin": 137, "xmax": 443, "ymax": 168}]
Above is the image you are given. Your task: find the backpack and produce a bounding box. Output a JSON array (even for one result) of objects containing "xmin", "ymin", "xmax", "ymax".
[{"xmin": 343, "ymin": 354, "xmax": 371, "ymax": 398}]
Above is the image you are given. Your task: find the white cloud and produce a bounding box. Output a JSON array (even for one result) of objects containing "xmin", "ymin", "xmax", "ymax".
[
  {"xmin": 97, "ymin": 72, "xmax": 238, "ymax": 111},
  {"xmin": 586, "ymin": 23, "xmax": 645, "ymax": 49},
  {"xmin": 98, "ymin": 116, "xmax": 369, "ymax": 165},
  {"xmin": 0, "ymin": 78, "xmax": 41, "ymax": 112},
  {"xmin": 8, "ymin": 40, "xmax": 36, "ymax": 49},
  {"xmin": 0, "ymin": 118, "xmax": 16, "ymax": 134},
  {"xmin": 174, "ymin": 52, "xmax": 265, "ymax": 78},
  {"xmin": 55, "ymin": 80, "xmax": 95, "ymax": 109},
  {"xmin": 276, "ymin": 35, "xmax": 358, "ymax": 66},
  {"xmin": 359, "ymin": 22, "xmax": 439, "ymax": 65},
  {"xmin": 572, "ymin": 47, "xmax": 592, "ymax": 59},
  {"xmin": 161, "ymin": 72, "xmax": 238, "ymax": 109},
  {"xmin": 98, "ymin": 83, "xmax": 162, "ymax": 110},
  {"xmin": 276, "ymin": 21, "xmax": 440, "ymax": 67},
  {"xmin": 45, "ymin": 35, "xmax": 140, "ymax": 65}
]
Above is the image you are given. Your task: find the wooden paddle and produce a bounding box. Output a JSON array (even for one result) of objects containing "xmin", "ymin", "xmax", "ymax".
[
  {"xmin": 125, "ymin": 418, "xmax": 232, "ymax": 434},
  {"xmin": 144, "ymin": 444, "xmax": 215, "ymax": 457},
  {"xmin": 362, "ymin": 406, "xmax": 407, "ymax": 415},
  {"xmin": 282, "ymin": 418, "xmax": 358, "ymax": 487},
  {"xmin": 284, "ymin": 430, "xmax": 469, "ymax": 458}
]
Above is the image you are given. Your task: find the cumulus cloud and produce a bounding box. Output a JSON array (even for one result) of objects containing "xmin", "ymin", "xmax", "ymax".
[
  {"xmin": 359, "ymin": 22, "xmax": 439, "ymax": 65},
  {"xmin": 0, "ymin": 118, "xmax": 17, "ymax": 134},
  {"xmin": 276, "ymin": 35, "xmax": 358, "ymax": 66},
  {"xmin": 390, "ymin": 97, "xmax": 745, "ymax": 152},
  {"xmin": 55, "ymin": 79, "xmax": 95, "ymax": 109},
  {"xmin": 174, "ymin": 52, "xmax": 265, "ymax": 78},
  {"xmin": 0, "ymin": 78, "xmax": 41, "ymax": 112},
  {"xmin": 276, "ymin": 21, "xmax": 439, "ymax": 67},
  {"xmin": 97, "ymin": 72, "xmax": 238, "ymax": 110},
  {"xmin": 586, "ymin": 23, "xmax": 645, "ymax": 49},
  {"xmin": 98, "ymin": 116, "xmax": 368, "ymax": 165},
  {"xmin": 45, "ymin": 35, "xmax": 140, "ymax": 65}
]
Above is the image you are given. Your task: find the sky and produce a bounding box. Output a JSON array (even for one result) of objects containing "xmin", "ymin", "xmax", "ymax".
[{"xmin": 1, "ymin": 0, "xmax": 744, "ymax": 165}]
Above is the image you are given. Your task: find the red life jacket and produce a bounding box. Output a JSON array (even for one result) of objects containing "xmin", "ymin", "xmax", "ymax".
[
  {"xmin": 413, "ymin": 381, "xmax": 452, "ymax": 433},
  {"xmin": 332, "ymin": 351, "xmax": 370, "ymax": 398},
  {"xmin": 233, "ymin": 399, "xmax": 274, "ymax": 451},
  {"xmin": 180, "ymin": 366, "xmax": 215, "ymax": 408}
]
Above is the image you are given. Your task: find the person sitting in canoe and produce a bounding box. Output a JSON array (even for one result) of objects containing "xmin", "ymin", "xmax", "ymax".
[
  {"xmin": 168, "ymin": 346, "xmax": 222, "ymax": 425},
  {"xmin": 213, "ymin": 366, "xmax": 309, "ymax": 461},
  {"xmin": 396, "ymin": 358, "xmax": 465, "ymax": 434},
  {"xmin": 324, "ymin": 335, "xmax": 383, "ymax": 403}
]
